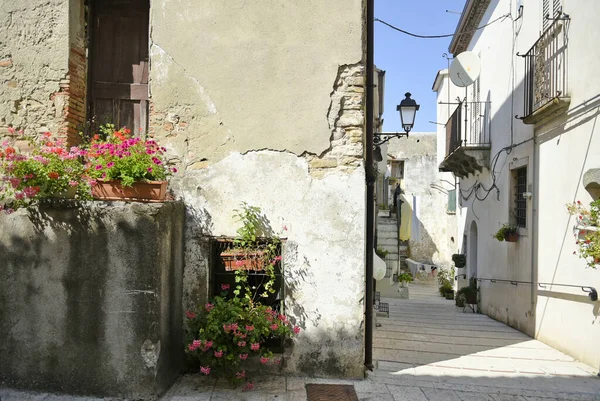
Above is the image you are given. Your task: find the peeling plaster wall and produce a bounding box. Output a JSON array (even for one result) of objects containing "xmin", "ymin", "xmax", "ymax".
[
  {"xmin": 148, "ymin": 0, "xmax": 364, "ymax": 162},
  {"xmin": 387, "ymin": 133, "xmax": 456, "ymax": 268},
  {"xmin": 149, "ymin": 1, "xmax": 367, "ymax": 377},
  {"xmin": 0, "ymin": 0, "xmax": 70, "ymax": 140}
]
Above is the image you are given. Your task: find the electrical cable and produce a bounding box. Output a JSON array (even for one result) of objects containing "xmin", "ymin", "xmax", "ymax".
[{"xmin": 375, "ymin": 13, "xmax": 511, "ymax": 39}]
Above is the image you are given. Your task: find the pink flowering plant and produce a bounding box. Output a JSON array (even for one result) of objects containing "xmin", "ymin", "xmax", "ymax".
[
  {"xmin": 185, "ymin": 204, "xmax": 298, "ymax": 388},
  {"xmin": 84, "ymin": 124, "xmax": 175, "ymax": 186},
  {"xmin": 0, "ymin": 132, "xmax": 90, "ymax": 211},
  {"xmin": 567, "ymin": 199, "xmax": 600, "ymax": 268},
  {"xmin": 185, "ymin": 290, "xmax": 299, "ymax": 387}
]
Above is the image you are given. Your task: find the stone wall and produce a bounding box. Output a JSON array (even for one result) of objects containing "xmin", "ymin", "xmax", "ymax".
[
  {"xmin": 0, "ymin": 1, "xmax": 67, "ymax": 143},
  {"xmin": 149, "ymin": 0, "xmax": 367, "ymax": 378},
  {"xmin": 0, "ymin": 201, "xmax": 185, "ymax": 399}
]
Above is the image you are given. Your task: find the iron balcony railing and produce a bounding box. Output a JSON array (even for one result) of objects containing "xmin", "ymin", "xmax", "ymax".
[
  {"xmin": 521, "ymin": 18, "xmax": 568, "ymax": 118},
  {"xmin": 445, "ymin": 101, "xmax": 491, "ymax": 157}
]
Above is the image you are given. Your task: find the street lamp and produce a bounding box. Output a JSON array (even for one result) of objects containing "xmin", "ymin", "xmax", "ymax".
[
  {"xmin": 398, "ymin": 92, "xmax": 419, "ymax": 134},
  {"xmin": 373, "ymin": 92, "xmax": 420, "ymax": 145}
]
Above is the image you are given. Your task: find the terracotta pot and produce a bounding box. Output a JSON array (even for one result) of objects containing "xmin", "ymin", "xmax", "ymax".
[
  {"xmin": 220, "ymin": 250, "xmax": 267, "ymax": 271},
  {"xmin": 92, "ymin": 180, "xmax": 167, "ymax": 202},
  {"xmin": 505, "ymin": 232, "xmax": 518, "ymax": 242}
]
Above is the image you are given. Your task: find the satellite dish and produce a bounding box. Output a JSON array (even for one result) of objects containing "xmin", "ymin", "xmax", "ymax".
[{"xmin": 449, "ymin": 51, "xmax": 481, "ymax": 87}]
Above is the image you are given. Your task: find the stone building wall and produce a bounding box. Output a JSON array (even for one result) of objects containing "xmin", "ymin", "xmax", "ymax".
[
  {"xmin": 0, "ymin": 0, "xmax": 85, "ymax": 146},
  {"xmin": 149, "ymin": 0, "xmax": 367, "ymax": 378},
  {"xmin": 0, "ymin": 0, "xmax": 368, "ymax": 380},
  {"xmin": 387, "ymin": 132, "xmax": 457, "ymax": 269}
]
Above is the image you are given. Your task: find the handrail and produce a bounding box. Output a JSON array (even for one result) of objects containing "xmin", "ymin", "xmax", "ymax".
[{"xmin": 475, "ymin": 277, "xmax": 597, "ymax": 301}]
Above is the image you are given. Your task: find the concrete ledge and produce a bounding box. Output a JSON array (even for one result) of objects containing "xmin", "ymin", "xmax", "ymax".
[{"xmin": 0, "ymin": 201, "xmax": 185, "ymax": 399}]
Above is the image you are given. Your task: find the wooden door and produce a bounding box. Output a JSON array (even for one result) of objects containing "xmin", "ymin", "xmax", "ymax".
[{"xmin": 90, "ymin": 0, "xmax": 149, "ymax": 135}]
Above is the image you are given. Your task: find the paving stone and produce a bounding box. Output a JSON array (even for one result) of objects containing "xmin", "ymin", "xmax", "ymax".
[
  {"xmin": 489, "ymin": 395, "xmax": 527, "ymax": 401},
  {"xmin": 353, "ymin": 381, "xmax": 390, "ymax": 394},
  {"xmin": 386, "ymin": 385, "xmax": 428, "ymax": 401},
  {"xmin": 357, "ymin": 394, "xmax": 395, "ymax": 401},
  {"xmin": 420, "ymin": 388, "xmax": 462, "ymax": 401},
  {"xmin": 286, "ymin": 389, "xmax": 307, "ymax": 401},
  {"xmin": 286, "ymin": 377, "xmax": 305, "ymax": 391},
  {"xmin": 455, "ymin": 391, "xmax": 494, "ymax": 401}
]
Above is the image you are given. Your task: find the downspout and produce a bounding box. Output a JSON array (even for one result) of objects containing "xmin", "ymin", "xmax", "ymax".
[
  {"xmin": 364, "ymin": 0, "xmax": 375, "ymax": 371},
  {"xmin": 529, "ymin": 137, "xmax": 537, "ymax": 326}
]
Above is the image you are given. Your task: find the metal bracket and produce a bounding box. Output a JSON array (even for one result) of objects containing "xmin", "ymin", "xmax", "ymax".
[{"xmin": 373, "ymin": 132, "xmax": 409, "ymax": 145}]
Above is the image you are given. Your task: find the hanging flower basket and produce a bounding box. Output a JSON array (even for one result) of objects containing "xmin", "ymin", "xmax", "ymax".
[
  {"xmin": 504, "ymin": 232, "xmax": 519, "ymax": 242},
  {"xmin": 91, "ymin": 180, "xmax": 167, "ymax": 202}
]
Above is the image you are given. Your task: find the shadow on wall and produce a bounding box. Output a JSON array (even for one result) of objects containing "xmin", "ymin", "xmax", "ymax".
[
  {"xmin": 0, "ymin": 200, "xmax": 185, "ymax": 399},
  {"xmin": 405, "ymin": 207, "xmax": 439, "ymax": 266},
  {"xmin": 534, "ymin": 95, "xmax": 600, "ymax": 351}
]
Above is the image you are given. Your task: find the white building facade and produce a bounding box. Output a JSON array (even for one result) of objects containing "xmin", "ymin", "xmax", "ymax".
[{"xmin": 434, "ymin": 0, "xmax": 600, "ymax": 370}]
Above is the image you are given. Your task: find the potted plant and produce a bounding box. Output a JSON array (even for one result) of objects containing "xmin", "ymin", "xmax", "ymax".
[
  {"xmin": 375, "ymin": 246, "xmax": 389, "ymax": 259},
  {"xmin": 398, "ymin": 272, "xmax": 413, "ymax": 287},
  {"xmin": 494, "ymin": 224, "xmax": 518, "ymax": 242},
  {"xmin": 220, "ymin": 203, "xmax": 280, "ymax": 274},
  {"xmin": 436, "ymin": 267, "xmax": 454, "ymax": 296},
  {"xmin": 186, "ymin": 205, "xmax": 298, "ymax": 390},
  {"xmin": 456, "ymin": 277, "xmax": 478, "ymax": 308},
  {"xmin": 567, "ymin": 199, "xmax": 600, "ymax": 268},
  {"xmin": 0, "ymin": 131, "xmax": 90, "ymax": 212},
  {"xmin": 84, "ymin": 124, "xmax": 175, "ymax": 202},
  {"xmin": 451, "ymin": 253, "xmax": 466, "ymax": 268}
]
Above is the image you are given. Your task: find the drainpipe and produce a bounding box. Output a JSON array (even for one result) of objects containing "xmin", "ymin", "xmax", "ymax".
[
  {"xmin": 529, "ymin": 137, "xmax": 537, "ymax": 324},
  {"xmin": 364, "ymin": 0, "xmax": 375, "ymax": 371}
]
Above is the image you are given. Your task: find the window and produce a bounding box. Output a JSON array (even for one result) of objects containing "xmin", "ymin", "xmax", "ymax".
[
  {"xmin": 514, "ymin": 167, "xmax": 527, "ymax": 227},
  {"xmin": 542, "ymin": 0, "xmax": 562, "ymax": 31},
  {"xmin": 390, "ymin": 160, "xmax": 404, "ymax": 179},
  {"xmin": 447, "ymin": 189, "xmax": 457, "ymax": 214}
]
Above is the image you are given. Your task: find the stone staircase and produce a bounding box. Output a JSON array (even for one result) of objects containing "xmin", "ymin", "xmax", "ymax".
[{"xmin": 376, "ymin": 215, "xmax": 409, "ymax": 279}]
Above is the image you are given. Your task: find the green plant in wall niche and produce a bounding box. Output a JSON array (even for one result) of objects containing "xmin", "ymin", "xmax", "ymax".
[
  {"xmin": 567, "ymin": 199, "xmax": 600, "ymax": 269},
  {"xmin": 186, "ymin": 203, "xmax": 296, "ymax": 389}
]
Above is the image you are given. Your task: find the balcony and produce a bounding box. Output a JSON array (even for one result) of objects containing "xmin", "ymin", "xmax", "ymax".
[
  {"xmin": 520, "ymin": 18, "xmax": 569, "ymax": 125},
  {"xmin": 439, "ymin": 103, "xmax": 491, "ymax": 178}
]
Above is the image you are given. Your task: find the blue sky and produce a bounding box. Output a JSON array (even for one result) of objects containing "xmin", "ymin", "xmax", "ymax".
[{"xmin": 375, "ymin": 0, "xmax": 466, "ymax": 132}]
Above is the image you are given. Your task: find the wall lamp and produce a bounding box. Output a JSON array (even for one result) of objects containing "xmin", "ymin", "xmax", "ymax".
[{"xmin": 374, "ymin": 92, "xmax": 420, "ymax": 146}]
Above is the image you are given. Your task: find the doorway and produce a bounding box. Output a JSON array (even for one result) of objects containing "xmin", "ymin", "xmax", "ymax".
[
  {"xmin": 88, "ymin": 0, "xmax": 150, "ymax": 134},
  {"xmin": 469, "ymin": 221, "xmax": 478, "ymax": 279}
]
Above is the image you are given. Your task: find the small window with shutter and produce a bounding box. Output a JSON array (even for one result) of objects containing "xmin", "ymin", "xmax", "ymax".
[
  {"xmin": 542, "ymin": 0, "xmax": 562, "ymax": 31},
  {"xmin": 447, "ymin": 189, "xmax": 457, "ymax": 214}
]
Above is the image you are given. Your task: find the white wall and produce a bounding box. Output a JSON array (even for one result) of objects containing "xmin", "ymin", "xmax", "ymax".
[
  {"xmin": 436, "ymin": 0, "xmax": 600, "ymax": 369},
  {"xmin": 387, "ymin": 133, "xmax": 457, "ymax": 268}
]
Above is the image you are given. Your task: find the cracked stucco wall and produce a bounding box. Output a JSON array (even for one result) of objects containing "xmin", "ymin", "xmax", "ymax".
[
  {"xmin": 0, "ymin": 0, "xmax": 70, "ymax": 141},
  {"xmin": 149, "ymin": 0, "xmax": 367, "ymax": 377}
]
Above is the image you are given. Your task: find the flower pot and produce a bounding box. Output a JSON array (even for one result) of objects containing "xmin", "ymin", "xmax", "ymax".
[
  {"xmin": 220, "ymin": 249, "xmax": 267, "ymax": 271},
  {"xmin": 505, "ymin": 232, "xmax": 518, "ymax": 242},
  {"xmin": 91, "ymin": 180, "xmax": 167, "ymax": 202}
]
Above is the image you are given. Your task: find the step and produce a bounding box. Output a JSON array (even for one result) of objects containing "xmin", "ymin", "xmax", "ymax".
[
  {"xmin": 379, "ymin": 243, "xmax": 400, "ymax": 251},
  {"xmin": 378, "ymin": 238, "xmax": 398, "ymax": 246}
]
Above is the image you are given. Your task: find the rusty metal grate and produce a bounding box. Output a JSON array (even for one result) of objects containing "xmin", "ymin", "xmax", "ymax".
[{"xmin": 305, "ymin": 384, "xmax": 359, "ymax": 401}]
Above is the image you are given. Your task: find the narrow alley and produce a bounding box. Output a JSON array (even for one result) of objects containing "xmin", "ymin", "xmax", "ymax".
[{"xmin": 368, "ymin": 283, "xmax": 600, "ymax": 400}]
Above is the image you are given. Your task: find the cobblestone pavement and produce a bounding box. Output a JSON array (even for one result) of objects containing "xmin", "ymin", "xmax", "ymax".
[{"xmin": 2, "ymin": 283, "xmax": 599, "ymax": 401}]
